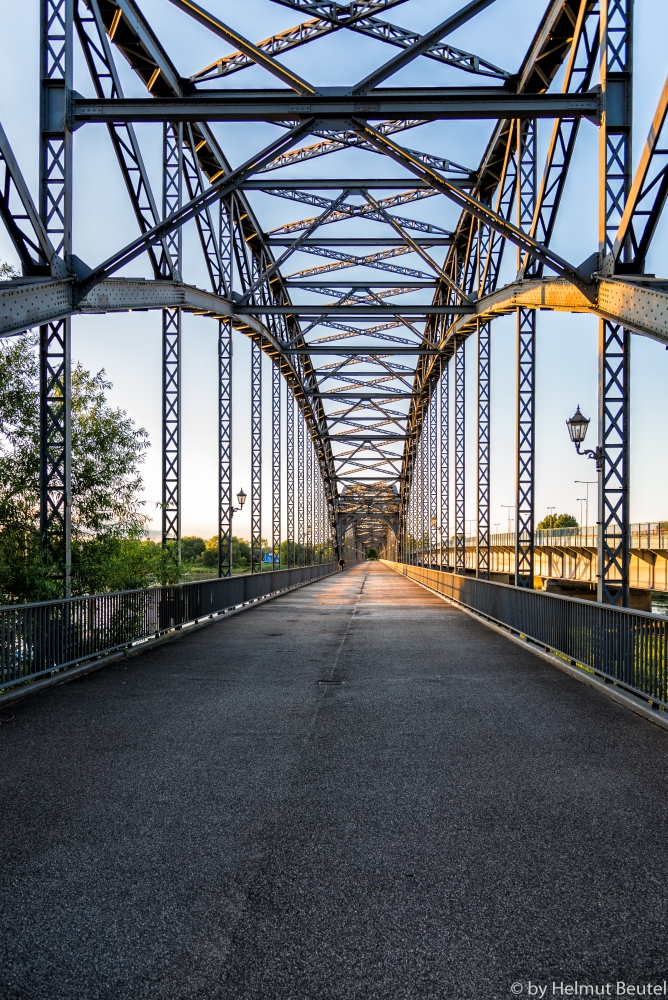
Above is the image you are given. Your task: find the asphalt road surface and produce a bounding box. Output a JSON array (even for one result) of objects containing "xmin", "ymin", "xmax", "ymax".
[{"xmin": 2, "ymin": 561, "xmax": 668, "ymax": 999}]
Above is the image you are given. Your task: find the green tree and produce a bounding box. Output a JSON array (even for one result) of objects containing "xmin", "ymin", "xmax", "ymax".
[
  {"xmin": 181, "ymin": 536, "xmax": 206, "ymax": 563},
  {"xmin": 201, "ymin": 535, "xmax": 251, "ymax": 569},
  {"xmin": 537, "ymin": 512, "xmax": 579, "ymax": 530},
  {"xmin": 0, "ymin": 334, "xmax": 151, "ymax": 601},
  {"xmin": 366, "ymin": 547, "xmax": 379, "ymax": 560}
]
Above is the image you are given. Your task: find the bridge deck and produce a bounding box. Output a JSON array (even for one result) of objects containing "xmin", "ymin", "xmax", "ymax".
[{"xmin": 2, "ymin": 562, "xmax": 668, "ymax": 999}]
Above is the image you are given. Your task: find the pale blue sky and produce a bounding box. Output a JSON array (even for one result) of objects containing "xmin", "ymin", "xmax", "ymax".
[{"xmin": 1, "ymin": 1, "xmax": 667, "ymax": 539}]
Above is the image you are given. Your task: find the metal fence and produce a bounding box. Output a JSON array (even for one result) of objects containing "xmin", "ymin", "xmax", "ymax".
[
  {"xmin": 0, "ymin": 564, "xmax": 335, "ymax": 696},
  {"xmin": 384, "ymin": 561, "xmax": 668, "ymax": 710}
]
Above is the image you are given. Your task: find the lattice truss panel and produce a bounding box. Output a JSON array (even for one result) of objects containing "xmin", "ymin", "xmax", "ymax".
[{"xmin": 1, "ymin": 0, "xmax": 667, "ymax": 597}]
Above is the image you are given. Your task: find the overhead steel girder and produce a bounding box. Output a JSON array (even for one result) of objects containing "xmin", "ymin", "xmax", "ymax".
[
  {"xmin": 443, "ymin": 277, "xmax": 668, "ymax": 347},
  {"xmin": 190, "ymin": 7, "xmax": 509, "ymax": 85},
  {"xmin": 91, "ymin": 0, "xmax": 340, "ymax": 517},
  {"xmin": 71, "ymin": 91, "xmax": 601, "ymax": 126},
  {"xmin": 242, "ymin": 179, "xmax": 467, "ymax": 190},
  {"xmin": 0, "ymin": 277, "xmax": 244, "ymax": 339},
  {"xmin": 398, "ymin": 0, "xmax": 600, "ymax": 515},
  {"xmin": 235, "ymin": 305, "xmax": 472, "ymax": 316}
]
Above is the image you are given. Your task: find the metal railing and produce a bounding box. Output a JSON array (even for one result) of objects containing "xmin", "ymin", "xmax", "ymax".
[
  {"xmin": 0, "ymin": 564, "xmax": 335, "ymax": 696},
  {"xmin": 384, "ymin": 561, "xmax": 668, "ymax": 710}
]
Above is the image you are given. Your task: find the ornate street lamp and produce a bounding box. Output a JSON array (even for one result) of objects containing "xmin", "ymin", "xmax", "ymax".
[
  {"xmin": 231, "ymin": 487, "xmax": 247, "ymax": 514},
  {"xmin": 566, "ymin": 407, "xmax": 601, "ymax": 471}
]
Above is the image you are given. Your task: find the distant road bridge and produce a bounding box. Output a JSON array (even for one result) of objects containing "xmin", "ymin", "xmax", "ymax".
[{"xmin": 406, "ymin": 523, "xmax": 668, "ymax": 608}]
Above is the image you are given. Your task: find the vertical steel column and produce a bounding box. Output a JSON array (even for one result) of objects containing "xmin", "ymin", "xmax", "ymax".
[
  {"xmin": 598, "ymin": 0, "xmax": 633, "ymax": 606},
  {"xmin": 251, "ymin": 340, "xmax": 262, "ymax": 574},
  {"xmin": 441, "ymin": 360, "xmax": 449, "ymax": 570},
  {"xmin": 297, "ymin": 407, "xmax": 305, "ymax": 567},
  {"xmin": 218, "ymin": 321, "xmax": 232, "ymax": 577},
  {"xmin": 414, "ymin": 460, "xmax": 418, "ymax": 566},
  {"xmin": 161, "ymin": 122, "xmax": 182, "ymax": 570},
  {"xmin": 515, "ymin": 118, "xmax": 537, "ymax": 588},
  {"xmin": 39, "ymin": 0, "xmax": 72, "ymax": 594},
  {"xmin": 477, "ymin": 321, "xmax": 491, "ymax": 579},
  {"xmin": 455, "ymin": 336, "xmax": 466, "ymax": 574},
  {"xmin": 286, "ymin": 389, "xmax": 295, "ymax": 568},
  {"xmin": 316, "ymin": 466, "xmax": 321, "ymax": 563},
  {"xmin": 429, "ymin": 391, "xmax": 437, "ymax": 568},
  {"xmin": 418, "ymin": 422, "xmax": 425, "ymax": 565},
  {"xmin": 272, "ymin": 362, "xmax": 281, "ymax": 569},
  {"xmin": 218, "ymin": 196, "xmax": 233, "ymax": 577},
  {"xmin": 306, "ymin": 431, "xmax": 313, "ymax": 565}
]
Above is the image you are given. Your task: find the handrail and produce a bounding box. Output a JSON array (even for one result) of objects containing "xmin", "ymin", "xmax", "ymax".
[{"xmin": 0, "ymin": 564, "xmax": 335, "ymax": 696}]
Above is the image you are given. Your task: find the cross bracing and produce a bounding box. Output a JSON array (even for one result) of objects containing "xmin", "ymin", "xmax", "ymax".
[{"xmin": 0, "ymin": 0, "xmax": 666, "ymax": 598}]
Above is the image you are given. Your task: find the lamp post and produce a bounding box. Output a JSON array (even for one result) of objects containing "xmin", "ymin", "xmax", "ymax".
[
  {"xmin": 566, "ymin": 407, "xmax": 601, "ymax": 471},
  {"xmin": 501, "ymin": 505, "xmax": 514, "ymax": 536},
  {"xmin": 574, "ymin": 479, "xmax": 596, "ymax": 537}
]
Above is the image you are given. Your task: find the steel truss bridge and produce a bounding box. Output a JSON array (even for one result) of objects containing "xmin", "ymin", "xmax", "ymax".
[{"xmin": 1, "ymin": 0, "xmax": 667, "ymax": 606}]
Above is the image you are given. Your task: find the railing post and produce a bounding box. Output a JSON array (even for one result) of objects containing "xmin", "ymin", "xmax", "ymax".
[
  {"xmin": 39, "ymin": 0, "xmax": 73, "ymax": 596},
  {"xmin": 598, "ymin": 0, "xmax": 633, "ymax": 607}
]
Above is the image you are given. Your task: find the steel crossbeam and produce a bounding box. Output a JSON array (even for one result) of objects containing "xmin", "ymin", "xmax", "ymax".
[{"xmin": 72, "ymin": 91, "xmax": 601, "ymax": 126}]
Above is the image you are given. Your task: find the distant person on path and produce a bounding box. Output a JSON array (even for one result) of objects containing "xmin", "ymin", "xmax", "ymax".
[{"xmin": 338, "ymin": 557, "xmax": 345, "ymax": 572}]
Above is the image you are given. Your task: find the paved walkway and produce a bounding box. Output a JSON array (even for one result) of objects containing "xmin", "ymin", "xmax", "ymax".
[{"xmin": 2, "ymin": 562, "xmax": 668, "ymax": 999}]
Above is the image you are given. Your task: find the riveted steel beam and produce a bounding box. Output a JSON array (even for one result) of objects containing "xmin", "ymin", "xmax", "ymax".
[{"xmin": 71, "ymin": 90, "xmax": 601, "ymax": 126}]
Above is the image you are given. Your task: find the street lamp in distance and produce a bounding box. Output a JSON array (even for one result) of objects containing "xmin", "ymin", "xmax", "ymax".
[{"xmin": 566, "ymin": 406, "xmax": 601, "ymax": 472}]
